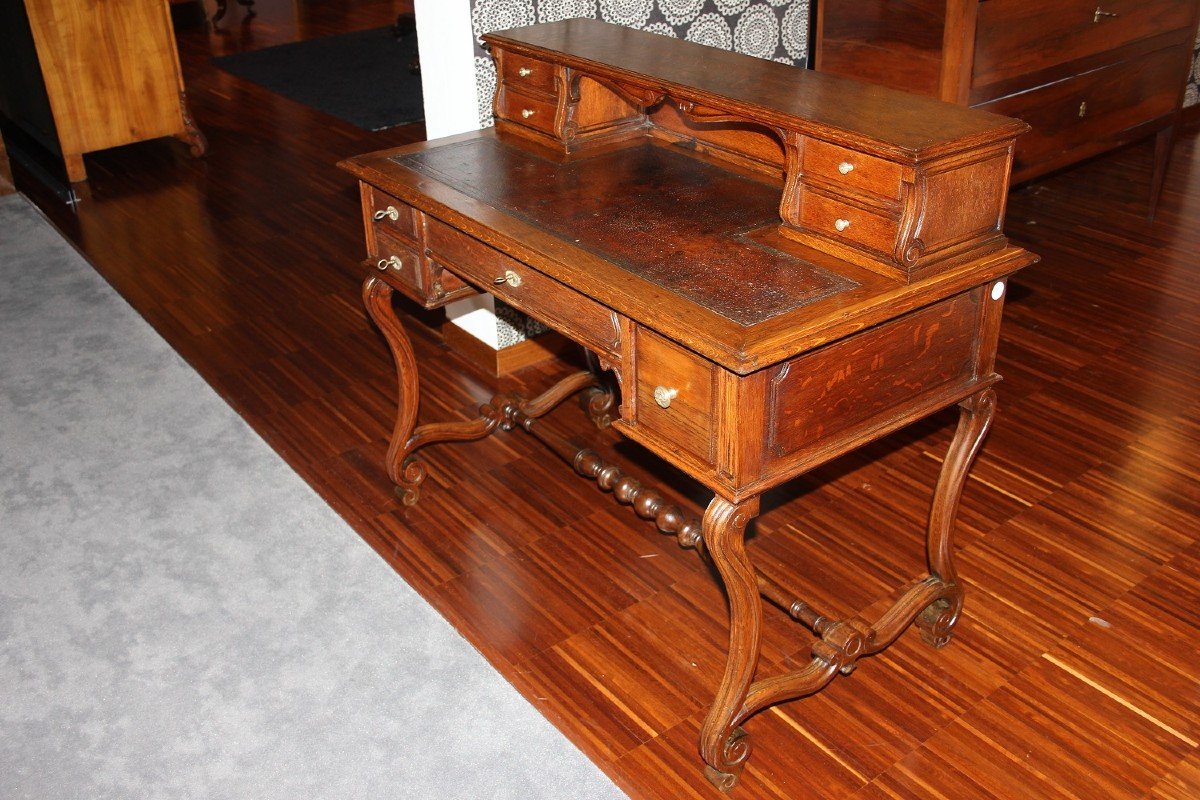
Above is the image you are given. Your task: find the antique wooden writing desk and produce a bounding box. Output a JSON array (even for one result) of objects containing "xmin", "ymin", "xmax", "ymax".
[{"xmin": 341, "ymin": 19, "xmax": 1037, "ymax": 791}]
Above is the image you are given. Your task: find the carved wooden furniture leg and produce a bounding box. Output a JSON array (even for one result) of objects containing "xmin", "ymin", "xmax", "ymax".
[
  {"xmin": 362, "ymin": 282, "xmax": 602, "ymax": 506},
  {"xmin": 501, "ymin": 384, "xmax": 997, "ymax": 790},
  {"xmin": 579, "ymin": 349, "xmax": 617, "ymax": 429},
  {"xmin": 176, "ymin": 92, "xmax": 209, "ymax": 158},
  {"xmin": 698, "ymin": 496, "xmax": 762, "ymax": 792},
  {"xmin": 363, "ymin": 274, "xmax": 426, "ymax": 503},
  {"xmin": 916, "ymin": 387, "xmax": 996, "ymax": 648}
]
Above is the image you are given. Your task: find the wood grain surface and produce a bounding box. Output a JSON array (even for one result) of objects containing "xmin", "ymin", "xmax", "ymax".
[{"xmin": 12, "ymin": 2, "xmax": 1199, "ymax": 797}]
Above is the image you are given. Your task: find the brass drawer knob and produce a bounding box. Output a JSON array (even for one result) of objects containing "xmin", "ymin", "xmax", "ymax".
[
  {"xmin": 376, "ymin": 256, "xmax": 402, "ymax": 272},
  {"xmin": 653, "ymin": 386, "xmax": 679, "ymax": 409},
  {"xmin": 493, "ymin": 269, "xmax": 522, "ymax": 288},
  {"xmin": 834, "ymin": 218, "xmax": 851, "ymax": 232},
  {"xmin": 373, "ymin": 205, "xmax": 400, "ymax": 221},
  {"xmin": 838, "ymin": 161, "xmax": 855, "ymax": 175},
  {"xmin": 518, "ymin": 67, "xmax": 532, "ymax": 77},
  {"xmin": 1078, "ymin": 101, "xmax": 1088, "ymax": 118},
  {"xmin": 521, "ymin": 108, "xmax": 536, "ymax": 119}
]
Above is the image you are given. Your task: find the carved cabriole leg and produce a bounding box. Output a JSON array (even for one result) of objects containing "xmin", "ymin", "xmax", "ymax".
[
  {"xmin": 366, "ymin": 270, "xmax": 598, "ymax": 505},
  {"xmin": 917, "ymin": 387, "xmax": 997, "ymax": 648},
  {"xmin": 362, "ymin": 274, "xmax": 425, "ymax": 504},
  {"xmin": 698, "ymin": 495, "xmax": 762, "ymax": 792},
  {"xmin": 175, "ymin": 92, "xmax": 208, "ymax": 158}
]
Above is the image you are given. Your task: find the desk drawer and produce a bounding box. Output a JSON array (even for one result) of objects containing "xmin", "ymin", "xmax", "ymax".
[
  {"xmin": 371, "ymin": 229, "xmax": 475, "ymax": 308},
  {"xmin": 500, "ymin": 52, "xmax": 558, "ymax": 97},
  {"xmin": 423, "ymin": 217, "xmax": 621, "ymax": 359},
  {"xmin": 973, "ymin": 0, "xmax": 1196, "ymax": 92},
  {"xmin": 496, "ymin": 87, "xmax": 558, "ymax": 136},
  {"xmin": 798, "ymin": 189, "xmax": 899, "ymax": 257},
  {"xmin": 803, "ymin": 138, "xmax": 904, "ymax": 202},
  {"xmin": 632, "ymin": 329, "xmax": 715, "ymax": 466},
  {"xmin": 365, "ymin": 185, "xmax": 418, "ymax": 240},
  {"xmin": 976, "ymin": 45, "xmax": 1185, "ymax": 178}
]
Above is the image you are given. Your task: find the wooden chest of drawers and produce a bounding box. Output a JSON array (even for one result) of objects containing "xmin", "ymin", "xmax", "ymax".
[{"xmin": 815, "ymin": 0, "xmax": 1200, "ymax": 207}]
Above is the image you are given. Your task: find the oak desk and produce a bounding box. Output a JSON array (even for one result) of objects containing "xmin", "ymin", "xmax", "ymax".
[{"xmin": 341, "ymin": 18, "xmax": 1037, "ymax": 791}]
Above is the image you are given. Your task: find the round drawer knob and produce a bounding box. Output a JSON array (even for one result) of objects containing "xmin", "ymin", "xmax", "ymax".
[
  {"xmin": 373, "ymin": 205, "xmax": 400, "ymax": 221},
  {"xmin": 518, "ymin": 67, "xmax": 532, "ymax": 77},
  {"xmin": 493, "ymin": 269, "xmax": 522, "ymax": 288},
  {"xmin": 834, "ymin": 218, "xmax": 851, "ymax": 232},
  {"xmin": 521, "ymin": 108, "xmax": 536, "ymax": 119},
  {"xmin": 838, "ymin": 161, "xmax": 855, "ymax": 175},
  {"xmin": 653, "ymin": 386, "xmax": 679, "ymax": 409}
]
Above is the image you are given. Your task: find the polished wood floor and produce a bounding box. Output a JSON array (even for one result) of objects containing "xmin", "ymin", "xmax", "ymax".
[{"xmin": 13, "ymin": 3, "xmax": 1200, "ymax": 797}]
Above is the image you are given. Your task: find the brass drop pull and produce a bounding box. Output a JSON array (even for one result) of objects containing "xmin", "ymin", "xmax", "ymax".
[
  {"xmin": 1093, "ymin": 6, "xmax": 1117, "ymax": 22},
  {"xmin": 653, "ymin": 386, "xmax": 679, "ymax": 409},
  {"xmin": 373, "ymin": 205, "xmax": 400, "ymax": 221},
  {"xmin": 1078, "ymin": 101, "xmax": 1088, "ymax": 118},
  {"xmin": 518, "ymin": 67, "xmax": 532, "ymax": 77},
  {"xmin": 376, "ymin": 256, "xmax": 402, "ymax": 271},
  {"xmin": 838, "ymin": 161, "xmax": 855, "ymax": 175},
  {"xmin": 493, "ymin": 269, "xmax": 521, "ymax": 288},
  {"xmin": 521, "ymin": 108, "xmax": 536, "ymax": 119},
  {"xmin": 834, "ymin": 218, "xmax": 851, "ymax": 232}
]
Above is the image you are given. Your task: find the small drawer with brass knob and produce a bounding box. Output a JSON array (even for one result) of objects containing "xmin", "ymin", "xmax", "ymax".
[
  {"xmin": 497, "ymin": 87, "xmax": 557, "ymax": 135},
  {"xmin": 366, "ymin": 187, "xmax": 417, "ymax": 239},
  {"xmin": 500, "ymin": 52, "xmax": 558, "ymax": 95},
  {"xmin": 802, "ymin": 138, "xmax": 904, "ymax": 201},
  {"xmin": 368, "ymin": 236, "xmax": 421, "ymax": 295},
  {"xmin": 633, "ymin": 328, "xmax": 715, "ymax": 465},
  {"xmin": 798, "ymin": 189, "xmax": 899, "ymax": 258}
]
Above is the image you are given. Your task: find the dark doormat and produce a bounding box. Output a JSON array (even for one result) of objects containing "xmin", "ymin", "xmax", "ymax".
[{"xmin": 212, "ymin": 26, "xmax": 423, "ymax": 131}]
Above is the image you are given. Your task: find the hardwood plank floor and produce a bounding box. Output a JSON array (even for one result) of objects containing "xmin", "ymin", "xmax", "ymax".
[{"xmin": 12, "ymin": 4, "xmax": 1199, "ymax": 797}]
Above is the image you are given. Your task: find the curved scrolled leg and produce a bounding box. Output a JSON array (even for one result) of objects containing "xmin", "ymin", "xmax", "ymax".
[
  {"xmin": 176, "ymin": 92, "xmax": 208, "ymax": 158},
  {"xmin": 917, "ymin": 388, "xmax": 996, "ymax": 648},
  {"xmin": 362, "ymin": 274, "xmax": 424, "ymax": 504},
  {"xmin": 698, "ymin": 496, "xmax": 762, "ymax": 792}
]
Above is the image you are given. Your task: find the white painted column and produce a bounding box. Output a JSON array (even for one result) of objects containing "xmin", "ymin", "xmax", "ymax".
[{"xmin": 413, "ymin": 0, "xmax": 501, "ymax": 348}]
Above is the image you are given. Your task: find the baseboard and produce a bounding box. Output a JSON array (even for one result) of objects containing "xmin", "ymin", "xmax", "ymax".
[{"xmin": 441, "ymin": 321, "xmax": 576, "ymax": 378}]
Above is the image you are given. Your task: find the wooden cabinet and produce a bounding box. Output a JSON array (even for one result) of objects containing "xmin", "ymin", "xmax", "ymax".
[
  {"xmin": 17, "ymin": 0, "xmax": 205, "ymax": 183},
  {"xmin": 815, "ymin": 0, "xmax": 1200, "ymax": 207}
]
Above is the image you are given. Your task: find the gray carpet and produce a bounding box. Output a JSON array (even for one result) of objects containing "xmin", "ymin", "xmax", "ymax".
[{"xmin": 0, "ymin": 193, "xmax": 627, "ymax": 800}]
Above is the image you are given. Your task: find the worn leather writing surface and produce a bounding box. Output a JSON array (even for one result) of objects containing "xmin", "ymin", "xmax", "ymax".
[{"xmin": 395, "ymin": 137, "xmax": 856, "ymax": 327}]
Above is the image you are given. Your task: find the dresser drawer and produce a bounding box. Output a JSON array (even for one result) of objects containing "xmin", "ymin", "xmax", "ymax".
[
  {"xmin": 370, "ymin": 228, "xmax": 475, "ymax": 308},
  {"xmin": 423, "ymin": 217, "xmax": 620, "ymax": 359},
  {"xmin": 370, "ymin": 231, "xmax": 426, "ymax": 298},
  {"xmin": 972, "ymin": 0, "xmax": 1197, "ymax": 93},
  {"xmin": 633, "ymin": 329, "xmax": 715, "ymax": 466},
  {"xmin": 496, "ymin": 86, "xmax": 559, "ymax": 135},
  {"xmin": 976, "ymin": 45, "xmax": 1185, "ymax": 178},
  {"xmin": 366, "ymin": 185, "xmax": 417, "ymax": 240},
  {"xmin": 803, "ymin": 138, "xmax": 904, "ymax": 202},
  {"xmin": 799, "ymin": 190, "xmax": 899, "ymax": 257},
  {"xmin": 500, "ymin": 52, "xmax": 558, "ymax": 97}
]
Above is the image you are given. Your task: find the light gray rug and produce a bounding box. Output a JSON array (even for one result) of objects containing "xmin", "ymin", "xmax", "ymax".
[{"xmin": 0, "ymin": 194, "xmax": 627, "ymax": 800}]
